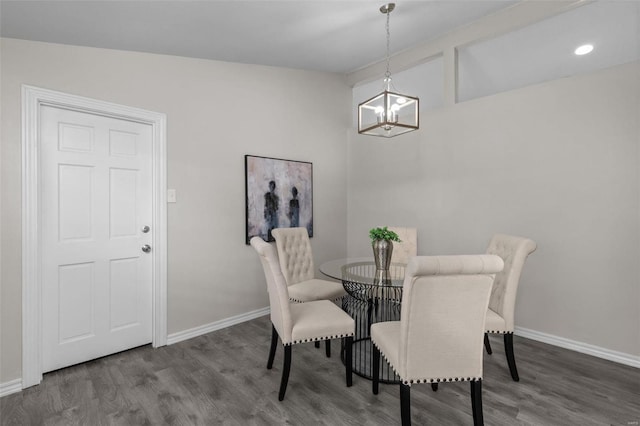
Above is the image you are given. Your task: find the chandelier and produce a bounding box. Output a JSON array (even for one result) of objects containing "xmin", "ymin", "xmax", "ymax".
[{"xmin": 358, "ymin": 3, "xmax": 419, "ymax": 138}]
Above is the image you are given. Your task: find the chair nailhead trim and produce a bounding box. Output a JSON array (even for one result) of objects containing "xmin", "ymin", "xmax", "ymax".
[
  {"xmin": 284, "ymin": 332, "xmax": 355, "ymax": 346},
  {"xmin": 486, "ymin": 330, "xmax": 514, "ymax": 334},
  {"xmin": 400, "ymin": 377, "xmax": 482, "ymax": 386},
  {"xmin": 372, "ymin": 341, "xmax": 482, "ymax": 386},
  {"xmin": 289, "ymin": 296, "xmax": 344, "ymax": 304}
]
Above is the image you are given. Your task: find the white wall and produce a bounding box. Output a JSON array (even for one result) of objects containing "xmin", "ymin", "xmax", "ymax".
[
  {"xmin": 0, "ymin": 38, "xmax": 350, "ymax": 383},
  {"xmin": 347, "ymin": 61, "xmax": 640, "ymax": 357}
]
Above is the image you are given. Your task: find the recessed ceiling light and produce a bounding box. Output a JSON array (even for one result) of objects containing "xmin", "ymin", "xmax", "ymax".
[{"xmin": 574, "ymin": 44, "xmax": 594, "ymax": 56}]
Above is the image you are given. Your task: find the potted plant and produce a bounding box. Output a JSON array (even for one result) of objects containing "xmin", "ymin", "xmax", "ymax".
[{"xmin": 369, "ymin": 226, "xmax": 401, "ymax": 271}]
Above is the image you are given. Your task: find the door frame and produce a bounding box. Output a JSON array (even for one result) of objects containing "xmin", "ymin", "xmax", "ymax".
[{"xmin": 21, "ymin": 85, "xmax": 168, "ymax": 388}]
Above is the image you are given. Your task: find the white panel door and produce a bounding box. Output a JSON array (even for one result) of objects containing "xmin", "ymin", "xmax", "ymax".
[{"xmin": 41, "ymin": 105, "xmax": 153, "ymax": 372}]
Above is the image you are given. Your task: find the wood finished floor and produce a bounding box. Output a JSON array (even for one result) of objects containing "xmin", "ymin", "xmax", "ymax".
[{"xmin": 2, "ymin": 315, "xmax": 639, "ymax": 425}]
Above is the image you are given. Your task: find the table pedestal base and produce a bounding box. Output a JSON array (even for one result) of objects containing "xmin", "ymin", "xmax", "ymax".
[{"xmin": 341, "ymin": 293, "xmax": 401, "ymax": 383}]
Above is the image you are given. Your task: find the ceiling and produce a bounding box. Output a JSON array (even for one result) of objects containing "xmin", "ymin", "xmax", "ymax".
[{"xmin": 0, "ymin": 0, "xmax": 518, "ymax": 74}]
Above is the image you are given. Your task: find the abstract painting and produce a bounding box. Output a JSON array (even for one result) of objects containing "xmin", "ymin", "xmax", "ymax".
[{"xmin": 245, "ymin": 155, "xmax": 313, "ymax": 244}]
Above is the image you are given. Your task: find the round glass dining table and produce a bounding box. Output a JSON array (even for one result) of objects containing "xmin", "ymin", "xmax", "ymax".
[{"xmin": 320, "ymin": 258, "xmax": 407, "ymax": 383}]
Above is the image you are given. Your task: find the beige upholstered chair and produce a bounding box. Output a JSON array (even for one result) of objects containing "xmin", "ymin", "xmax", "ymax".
[
  {"xmin": 272, "ymin": 227, "xmax": 348, "ymax": 355},
  {"xmin": 387, "ymin": 227, "xmax": 417, "ymax": 265},
  {"xmin": 483, "ymin": 234, "xmax": 537, "ymax": 381},
  {"xmin": 371, "ymin": 255, "xmax": 504, "ymax": 426},
  {"xmin": 271, "ymin": 227, "xmax": 346, "ymax": 303},
  {"xmin": 250, "ymin": 237, "xmax": 354, "ymax": 401}
]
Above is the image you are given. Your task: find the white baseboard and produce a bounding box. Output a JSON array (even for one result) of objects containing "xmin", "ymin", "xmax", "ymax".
[
  {"xmin": 515, "ymin": 326, "xmax": 640, "ymax": 368},
  {"xmin": 0, "ymin": 378, "xmax": 22, "ymax": 398},
  {"xmin": 167, "ymin": 307, "xmax": 270, "ymax": 345}
]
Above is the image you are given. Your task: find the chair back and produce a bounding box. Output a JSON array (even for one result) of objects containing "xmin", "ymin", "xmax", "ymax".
[
  {"xmin": 486, "ymin": 234, "xmax": 537, "ymax": 331},
  {"xmin": 250, "ymin": 237, "xmax": 293, "ymax": 343},
  {"xmin": 387, "ymin": 226, "xmax": 417, "ymax": 265},
  {"xmin": 398, "ymin": 255, "xmax": 503, "ymax": 382},
  {"xmin": 271, "ymin": 227, "xmax": 315, "ymax": 285}
]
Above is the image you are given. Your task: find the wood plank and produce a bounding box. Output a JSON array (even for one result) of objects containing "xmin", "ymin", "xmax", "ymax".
[{"xmin": 2, "ymin": 316, "xmax": 639, "ymax": 425}]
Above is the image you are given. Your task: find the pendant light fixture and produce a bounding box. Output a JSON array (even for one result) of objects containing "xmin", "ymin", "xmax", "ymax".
[{"xmin": 358, "ymin": 3, "xmax": 419, "ymax": 138}]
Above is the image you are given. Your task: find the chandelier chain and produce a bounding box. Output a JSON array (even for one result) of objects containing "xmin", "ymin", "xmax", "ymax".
[{"xmin": 385, "ymin": 7, "xmax": 391, "ymax": 79}]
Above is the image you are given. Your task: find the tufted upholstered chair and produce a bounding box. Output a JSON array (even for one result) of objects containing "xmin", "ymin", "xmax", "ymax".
[
  {"xmin": 387, "ymin": 227, "xmax": 418, "ymax": 265},
  {"xmin": 250, "ymin": 237, "xmax": 354, "ymax": 401},
  {"xmin": 271, "ymin": 227, "xmax": 346, "ymax": 303},
  {"xmin": 371, "ymin": 255, "xmax": 504, "ymax": 426},
  {"xmin": 483, "ymin": 234, "xmax": 537, "ymax": 381},
  {"xmin": 272, "ymin": 227, "xmax": 348, "ymax": 355}
]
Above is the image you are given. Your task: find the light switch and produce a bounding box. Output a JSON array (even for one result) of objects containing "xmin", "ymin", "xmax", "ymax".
[{"xmin": 167, "ymin": 189, "xmax": 176, "ymax": 203}]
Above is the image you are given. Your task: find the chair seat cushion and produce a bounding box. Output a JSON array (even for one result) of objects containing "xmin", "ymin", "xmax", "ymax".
[
  {"xmin": 288, "ymin": 279, "xmax": 346, "ymax": 303},
  {"xmin": 371, "ymin": 321, "xmax": 401, "ymax": 373},
  {"xmin": 289, "ymin": 300, "xmax": 354, "ymax": 345},
  {"xmin": 485, "ymin": 308, "xmax": 508, "ymax": 333}
]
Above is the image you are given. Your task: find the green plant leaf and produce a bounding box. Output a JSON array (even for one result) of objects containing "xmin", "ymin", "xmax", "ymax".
[{"xmin": 369, "ymin": 226, "xmax": 401, "ymax": 242}]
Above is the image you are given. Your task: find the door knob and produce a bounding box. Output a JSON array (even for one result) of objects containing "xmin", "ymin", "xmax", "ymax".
[
  {"xmin": 141, "ymin": 244, "xmax": 151, "ymax": 253},
  {"xmin": 142, "ymin": 225, "xmax": 150, "ymax": 233}
]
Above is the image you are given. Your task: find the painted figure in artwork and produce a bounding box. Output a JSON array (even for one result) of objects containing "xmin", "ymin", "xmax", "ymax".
[
  {"xmin": 264, "ymin": 180, "xmax": 279, "ymax": 240},
  {"xmin": 288, "ymin": 186, "xmax": 300, "ymax": 228}
]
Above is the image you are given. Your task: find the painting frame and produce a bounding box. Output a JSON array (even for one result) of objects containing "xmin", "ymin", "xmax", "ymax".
[{"xmin": 245, "ymin": 155, "xmax": 313, "ymax": 244}]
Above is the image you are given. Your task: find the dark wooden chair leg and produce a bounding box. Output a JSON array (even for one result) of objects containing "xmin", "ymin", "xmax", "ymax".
[
  {"xmin": 345, "ymin": 336, "xmax": 353, "ymax": 387},
  {"xmin": 325, "ymin": 339, "xmax": 331, "ymax": 358},
  {"xmin": 315, "ymin": 341, "xmax": 320, "ymax": 349},
  {"xmin": 267, "ymin": 324, "xmax": 278, "ymax": 369},
  {"xmin": 504, "ymin": 333, "xmax": 519, "ymax": 381},
  {"xmin": 431, "ymin": 383, "xmax": 438, "ymax": 392},
  {"xmin": 470, "ymin": 380, "xmax": 484, "ymax": 426},
  {"xmin": 400, "ymin": 383, "xmax": 411, "ymax": 426},
  {"xmin": 278, "ymin": 345, "xmax": 292, "ymax": 401},
  {"xmin": 484, "ymin": 333, "xmax": 492, "ymax": 355},
  {"xmin": 372, "ymin": 345, "xmax": 380, "ymax": 395}
]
